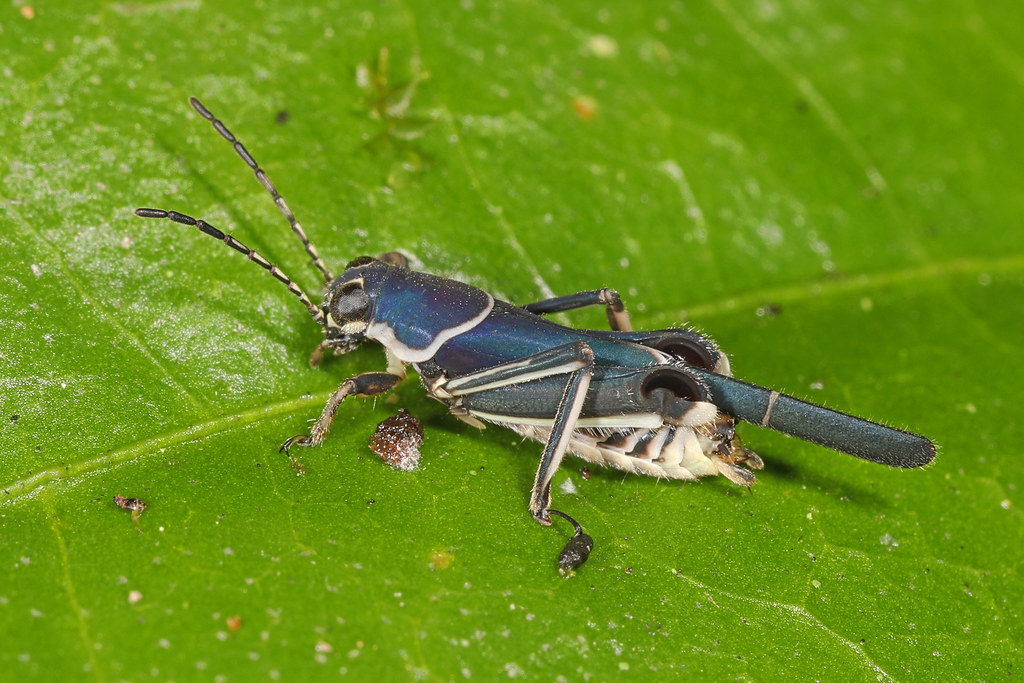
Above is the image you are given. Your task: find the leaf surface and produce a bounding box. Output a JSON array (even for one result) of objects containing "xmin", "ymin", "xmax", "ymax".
[{"xmin": 1, "ymin": 1, "xmax": 1020, "ymax": 679}]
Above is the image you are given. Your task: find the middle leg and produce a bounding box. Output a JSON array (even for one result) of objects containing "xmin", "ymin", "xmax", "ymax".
[
  {"xmin": 522, "ymin": 288, "xmax": 632, "ymax": 332},
  {"xmin": 438, "ymin": 341, "xmax": 597, "ymax": 523}
]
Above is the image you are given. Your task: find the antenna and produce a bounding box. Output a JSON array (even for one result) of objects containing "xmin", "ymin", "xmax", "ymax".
[
  {"xmin": 188, "ymin": 97, "xmax": 334, "ymax": 283},
  {"xmin": 135, "ymin": 208, "xmax": 327, "ymax": 327}
]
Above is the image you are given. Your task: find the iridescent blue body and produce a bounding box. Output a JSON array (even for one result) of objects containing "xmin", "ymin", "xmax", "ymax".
[
  {"xmin": 348, "ymin": 261, "xmax": 664, "ymax": 372},
  {"xmin": 327, "ymin": 260, "xmax": 935, "ymax": 470},
  {"xmin": 136, "ymin": 97, "xmax": 936, "ymax": 573}
]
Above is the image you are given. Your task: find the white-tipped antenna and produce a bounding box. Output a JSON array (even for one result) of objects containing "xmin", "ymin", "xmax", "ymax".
[
  {"xmin": 135, "ymin": 208, "xmax": 327, "ymax": 327},
  {"xmin": 188, "ymin": 97, "xmax": 334, "ymax": 284}
]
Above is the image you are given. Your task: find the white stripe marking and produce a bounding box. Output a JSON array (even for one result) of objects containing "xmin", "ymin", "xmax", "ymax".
[
  {"xmin": 761, "ymin": 390, "xmax": 780, "ymax": 427},
  {"xmin": 368, "ymin": 293, "xmax": 495, "ymax": 363}
]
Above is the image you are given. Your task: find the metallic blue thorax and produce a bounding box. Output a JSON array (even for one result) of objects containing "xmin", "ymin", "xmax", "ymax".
[
  {"xmin": 431, "ymin": 301, "xmax": 661, "ymax": 375},
  {"xmin": 357, "ymin": 263, "xmax": 661, "ymax": 374}
]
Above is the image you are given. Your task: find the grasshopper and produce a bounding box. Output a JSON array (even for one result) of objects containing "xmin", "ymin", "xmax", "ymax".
[{"xmin": 137, "ymin": 98, "xmax": 935, "ymax": 572}]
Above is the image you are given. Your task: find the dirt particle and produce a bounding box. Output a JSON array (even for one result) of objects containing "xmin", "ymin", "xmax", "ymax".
[
  {"xmin": 571, "ymin": 95, "xmax": 598, "ymax": 121},
  {"xmin": 114, "ymin": 494, "xmax": 147, "ymax": 528},
  {"xmin": 370, "ymin": 409, "xmax": 424, "ymax": 471},
  {"xmin": 430, "ymin": 549, "xmax": 455, "ymax": 570}
]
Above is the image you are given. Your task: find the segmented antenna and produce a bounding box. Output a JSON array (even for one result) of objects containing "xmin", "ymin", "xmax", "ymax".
[
  {"xmin": 135, "ymin": 208, "xmax": 327, "ymax": 327},
  {"xmin": 189, "ymin": 97, "xmax": 334, "ymax": 283}
]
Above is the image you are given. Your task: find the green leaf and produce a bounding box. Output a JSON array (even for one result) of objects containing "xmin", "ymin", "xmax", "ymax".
[{"xmin": 2, "ymin": 1, "xmax": 1020, "ymax": 679}]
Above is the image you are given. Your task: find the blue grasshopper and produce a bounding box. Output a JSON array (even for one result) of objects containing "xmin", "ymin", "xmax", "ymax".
[{"xmin": 137, "ymin": 98, "xmax": 936, "ymax": 572}]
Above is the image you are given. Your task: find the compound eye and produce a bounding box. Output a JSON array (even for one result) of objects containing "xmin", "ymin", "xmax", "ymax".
[{"xmin": 330, "ymin": 281, "xmax": 370, "ymax": 323}]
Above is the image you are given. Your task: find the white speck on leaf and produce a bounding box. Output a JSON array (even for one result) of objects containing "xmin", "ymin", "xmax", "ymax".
[{"xmin": 587, "ymin": 35, "xmax": 618, "ymax": 57}]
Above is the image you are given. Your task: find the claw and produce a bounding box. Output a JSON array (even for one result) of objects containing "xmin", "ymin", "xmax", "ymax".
[
  {"xmin": 280, "ymin": 434, "xmax": 310, "ymax": 453},
  {"xmin": 548, "ymin": 509, "xmax": 593, "ymax": 575},
  {"xmin": 309, "ymin": 342, "xmax": 328, "ymax": 368}
]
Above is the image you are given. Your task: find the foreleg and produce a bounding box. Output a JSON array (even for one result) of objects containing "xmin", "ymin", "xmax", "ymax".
[{"xmin": 281, "ymin": 368, "xmax": 405, "ymax": 452}]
